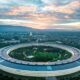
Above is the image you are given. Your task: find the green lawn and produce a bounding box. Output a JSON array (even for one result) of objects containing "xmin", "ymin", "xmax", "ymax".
[{"xmin": 9, "ymin": 46, "xmax": 72, "ymax": 62}]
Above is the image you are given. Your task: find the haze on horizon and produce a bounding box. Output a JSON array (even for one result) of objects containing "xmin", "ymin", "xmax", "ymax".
[{"xmin": 0, "ymin": 0, "xmax": 80, "ymax": 30}]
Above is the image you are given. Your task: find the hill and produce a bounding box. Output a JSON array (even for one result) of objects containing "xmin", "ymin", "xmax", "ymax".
[{"xmin": 0, "ymin": 25, "xmax": 34, "ymax": 32}]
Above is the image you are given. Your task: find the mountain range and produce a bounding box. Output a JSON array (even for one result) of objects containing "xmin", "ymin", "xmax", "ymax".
[
  {"xmin": 0, "ymin": 25, "xmax": 35, "ymax": 32},
  {"xmin": 0, "ymin": 25, "xmax": 79, "ymax": 32}
]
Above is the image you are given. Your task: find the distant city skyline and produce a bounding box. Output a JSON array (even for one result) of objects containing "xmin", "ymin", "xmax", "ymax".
[{"xmin": 0, "ymin": 0, "xmax": 80, "ymax": 29}]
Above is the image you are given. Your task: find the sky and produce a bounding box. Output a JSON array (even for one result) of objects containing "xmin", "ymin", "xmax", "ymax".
[{"xmin": 0, "ymin": 0, "xmax": 80, "ymax": 30}]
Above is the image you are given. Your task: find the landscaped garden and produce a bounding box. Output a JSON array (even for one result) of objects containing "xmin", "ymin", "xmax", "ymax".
[{"xmin": 9, "ymin": 46, "xmax": 72, "ymax": 62}]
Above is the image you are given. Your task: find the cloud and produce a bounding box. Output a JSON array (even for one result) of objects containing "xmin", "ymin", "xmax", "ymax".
[
  {"xmin": 6, "ymin": 5, "xmax": 37, "ymax": 15},
  {"xmin": 0, "ymin": 0, "xmax": 80, "ymax": 29},
  {"xmin": 19, "ymin": 13, "xmax": 60, "ymax": 29},
  {"xmin": 0, "ymin": 19, "xmax": 50, "ymax": 29},
  {"xmin": 42, "ymin": 1, "xmax": 80, "ymax": 14},
  {"xmin": 41, "ymin": 0, "xmax": 54, "ymax": 4},
  {"xmin": 0, "ymin": 19, "xmax": 80, "ymax": 29}
]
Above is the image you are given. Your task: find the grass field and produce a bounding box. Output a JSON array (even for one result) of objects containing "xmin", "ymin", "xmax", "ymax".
[{"xmin": 9, "ymin": 46, "xmax": 72, "ymax": 62}]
